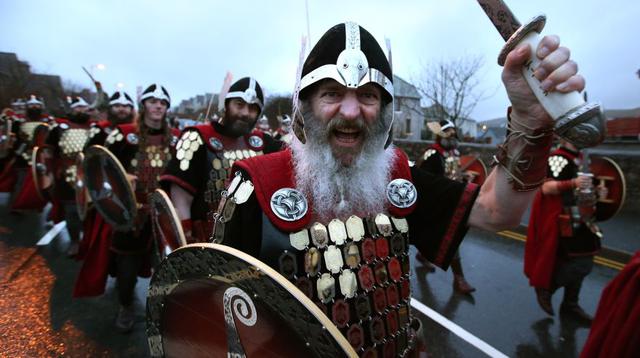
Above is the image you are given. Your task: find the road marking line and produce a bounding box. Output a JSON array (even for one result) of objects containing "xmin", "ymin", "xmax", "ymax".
[
  {"xmin": 497, "ymin": 231, "xmax": 625, "ymax": 271},
  {"xmin": 410, "ymin": 298, "xmax": 509, "ymax": 358}
]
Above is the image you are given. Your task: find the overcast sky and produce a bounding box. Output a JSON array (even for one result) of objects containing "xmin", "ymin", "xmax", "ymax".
[{"xmin": 2, "ymin": 0, "xmax": 638, "ymax": 120}]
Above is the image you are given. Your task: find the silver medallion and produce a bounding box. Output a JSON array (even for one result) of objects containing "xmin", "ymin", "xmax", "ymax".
[
  {"xmin": 316, "ymin": 273, "xmax": 335, "ymax": 304},
  {"xmin": 59, "ymin": 123, "xmax": 69, "ymax": 130},
  {"xmin": 248, "ymin": 135, "xmax": 263, "ymax": 148},
  {"xmin": 324, "ymin": 245, "xmax": 344, "ymax": 274},
  {"xmin": 386, "ymin": 178, "xmax": 417, "ymax": 208},
  {"xmin": 270, "ymin": 188, "xmax": 308, "ymax": 222},
  {"xmin": 339, "ymin": 269, "xmax": 358, "ymax": 299},
  {"xmin": 171, "ymin": 135, "xmax": 178, "ymax": 146},
  {"xmin": 209, "ymin": 137, "xmax": 223, "ymax": 151},
  {"xmin": 126, "ymin": 132, "xmax": 139, "ymax": 145},
  {"xmin": 289, "ymin": 229, "xmax": 310, "ymax": 251},
  {"xmin": 328, "ymin": 219, "xmax": 347, "ymax": 245}
]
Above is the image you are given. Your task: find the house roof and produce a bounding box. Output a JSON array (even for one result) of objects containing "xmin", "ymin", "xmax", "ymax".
[{"xmin": 393, "ymin": 75, "xmax": 421, "ymax": 99}]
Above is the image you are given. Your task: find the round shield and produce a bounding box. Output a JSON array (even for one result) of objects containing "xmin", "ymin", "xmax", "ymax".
[
  {"xmin": 591, "ymin": 156, "xmax": 626, "ymax": 222},
  {"xmin": 32, "ymin": 123, "xmax": 50, "ymax": 148},
  {"xmin": 75, "ymin": 152, "xmax": 90, "ymax": 220},
  {"xmin": 31, "ymin": 145, "xmax": 54, "ymax": 200},
  {"xmin": 0, "ymin": 116, "xmax": 12, "ymax": 158},
  {"xmin": 147, "ymin": 244, "xmax": 356, "ymax": 358},
  {"xmin": 83, "ymin": 145, "xmax": 137, "ymax": 231},
  {"xmin": 149, "ymin": 189, "xmax": 186, "ymax": 259},
  {"xmin": 460, "ymin": 155, "xmax": 488, "ymax": 186}
]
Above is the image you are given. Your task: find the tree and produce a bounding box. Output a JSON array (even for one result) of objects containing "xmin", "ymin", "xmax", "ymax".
[
  {"xmin": 415, "ymin": 55, "xmax": 486, "ymax": 126},
  {"xmin": 262, "ymin": 94, "xmax": 293, "ymax": 129}
]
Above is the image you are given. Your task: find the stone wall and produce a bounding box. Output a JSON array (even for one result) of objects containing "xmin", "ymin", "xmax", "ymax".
[{"xmin": 394, "ymin": 139, "xmax": 640, "ymax": 214}]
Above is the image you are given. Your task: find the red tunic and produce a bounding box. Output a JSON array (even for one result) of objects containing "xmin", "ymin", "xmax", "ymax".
[{"xmin": 580, "ymin": 251, "xmax": 640, "ymax": 358}]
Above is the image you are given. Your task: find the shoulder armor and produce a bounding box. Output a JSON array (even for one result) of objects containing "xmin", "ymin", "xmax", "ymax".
[
  {"xmin": 105, "ymin": 128, "xmax": 124, "ymax": 145},
  {"xmin": 175, "ymin": 129, "xmax": 204, "ymax": 171},
  {"xmin": 423, "ymin": 148, "xmax": 437, "ymax": 161},
  {"xmin": 548, "ymin": 155, "xmax": 569, "ymax": 178}
]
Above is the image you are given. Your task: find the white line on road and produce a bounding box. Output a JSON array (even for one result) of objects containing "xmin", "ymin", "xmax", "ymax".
[
  {"xmin": 36, "ymin": 221, "xmax": 67, "ymax": 246},
  {"xmin": 410, "ymin": 298, "xmax": 509, "ymax": 358}
]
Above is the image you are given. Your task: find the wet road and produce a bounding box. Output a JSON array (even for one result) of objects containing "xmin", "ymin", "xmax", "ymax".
[{"xmin": 0, "ymin": 193, "xmax": 623, "ymax": 357}]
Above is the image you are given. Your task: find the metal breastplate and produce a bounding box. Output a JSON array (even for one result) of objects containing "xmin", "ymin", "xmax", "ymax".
[
  {"xmin": 204, "ymin": 148, "xmax": 263, "ymax": 210},
  {"xmin": 59, "ymin": 128, "xmax": 90, "ymax": 184},
  {"xmin": 444, "ymin": 152, "xmax": 462, "ymax": 181},
  {"xmin": 131, "ymin": 143, "xmax": 173, "ymax": 203},
  {"xmin": 268, "ymin": 213, "xmax": 415, "ymax": 357},
  {"xmin": 19, "ymin": 121, "xmax": 41, "ymax": 142}
]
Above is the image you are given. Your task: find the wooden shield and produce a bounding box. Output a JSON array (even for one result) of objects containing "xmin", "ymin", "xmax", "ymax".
[
  {"xmin": 83, "ymin": 145, "xmax": 137, "ymax": 231},
  {"xmin": 75, "ymin": 152, "xmax": 90, "ymax": 220},
  {"xmin": 147, "ymin": 244, "xmax": 356, "ymax": 358},
  {"xmin": 149, "ymin": 189, "xmax": 186, "ymax": 259},
  {"xmin": 31, "ymin": 145, "xmax": 54, "ymax": 200},
  {"xmin": 591, "ymin": 156, "xmax": 626, "ymax": 222},
  {"xmin": 460, "ymin": 155, "xmax": 488, "ymax": 186},
  {"xmin": 32, "ymin": 123, "xmax": 49, "ymax": 148}
]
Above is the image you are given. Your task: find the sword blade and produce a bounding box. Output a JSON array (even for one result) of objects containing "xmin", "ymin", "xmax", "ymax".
[{"xmin": 476, "ymin": 0, "xmax": 522, "ymax": 41}]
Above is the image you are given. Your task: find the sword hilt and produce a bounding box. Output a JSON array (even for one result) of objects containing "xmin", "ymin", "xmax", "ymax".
[{"xmin": 497, "ymin": 15, "xmax": 605, "ymax": 149}]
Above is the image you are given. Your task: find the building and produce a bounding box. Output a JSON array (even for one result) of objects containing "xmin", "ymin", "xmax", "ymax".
[
  {"xmin": 175, "ymin": 93, "xmax": 217, "ymax": 116},
  {"xmin": 0, "ymin": 52, "xmax": 64, "ymax": 112},
  {"xmin": 392, "ymin": 75, "xmax": 423, "ymax": 141}
]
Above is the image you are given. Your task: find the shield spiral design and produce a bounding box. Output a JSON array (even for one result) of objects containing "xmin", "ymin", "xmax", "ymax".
[
  {"xmin": 270, "ymin": 188, "xmax": 308, "ymax": 221},
  {"xmin": 386, "ymin": 179, "xmax": 417, "ymax": 208}
]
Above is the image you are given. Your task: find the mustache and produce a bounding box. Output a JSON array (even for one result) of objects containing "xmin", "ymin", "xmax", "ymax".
[{"xmin": 326, "ymin": 116, "xmax": 370, "ymax": 137}]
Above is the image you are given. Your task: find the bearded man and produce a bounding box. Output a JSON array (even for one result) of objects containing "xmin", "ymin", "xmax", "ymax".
[
  {"xmin": 207, "ymin": 21, "xmax": 586, "ymax": 356},
  {"xmin": 74, "ymin": 84, "xmax": 180, "ymax": 333},
  {"xmin": 161, "ymin": 77, "xmax": 282, "ymax": 243}
]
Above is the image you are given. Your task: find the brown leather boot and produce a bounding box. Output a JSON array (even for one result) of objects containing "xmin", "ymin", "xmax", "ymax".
[
  {"xmin": 451, "ymin": 258, "xmax": 475, "ymax": 294},
  {"xmin": 535, "ymin": 287, "xmax": 554, "ymax": 316},
  {"xmin": 415, "ymin": 252, "xmax": 436, "ymax": 272}
]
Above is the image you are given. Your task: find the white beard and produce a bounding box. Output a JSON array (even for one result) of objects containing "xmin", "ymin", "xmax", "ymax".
[{"xmin": 291, "ymin": 105, "xmax": 396, "ymax": 223}]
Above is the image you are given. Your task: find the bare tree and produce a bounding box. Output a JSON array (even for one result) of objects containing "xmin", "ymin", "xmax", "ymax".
[
  {"xmin": 262, "ymin": 94, "xmax": 293, "ymax": 129},
  {"xmin": 415, "ymin": 55, "xmax": 486, "ymax": 126}
]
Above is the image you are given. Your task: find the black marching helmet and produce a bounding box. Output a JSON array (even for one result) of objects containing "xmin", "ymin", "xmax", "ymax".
[
  {"xmin": 225, "ymin": 77, "xmax": 264, "ymax": 112},
  {"xmin": 69, "ymin": 96, "xmax": 89, "ymax": 109},
  {"xmin": 140, "ymin": 83, "xmax": 171, "ymax": 108},
  {"xmin": 109, "ymin": 90, "xmax": 135, "ymax": 107},
  {"xmin": 26, "ymin": 95, "xmax": 45, "ymax": 107},
  {"xmin": 427, "ymin": 119, "xmax": 457, "ymax": 138},
  {"xmin": 293, "ymin": 21, "xmax": 394, "ymax": 147}
]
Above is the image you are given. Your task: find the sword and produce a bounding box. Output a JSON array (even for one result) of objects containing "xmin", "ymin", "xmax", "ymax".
[
  {"xmin": 476, "ymin": 0, "xmax": 605, "ymax": 149},
  {"xmin": 36, "ymin": 221, "xmax": 67, "ymax": 246}
]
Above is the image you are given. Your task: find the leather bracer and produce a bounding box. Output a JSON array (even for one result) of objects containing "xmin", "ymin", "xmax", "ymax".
[{"xmin": 493, "ymin": 109, "xmax": 554, "ymax": 192}]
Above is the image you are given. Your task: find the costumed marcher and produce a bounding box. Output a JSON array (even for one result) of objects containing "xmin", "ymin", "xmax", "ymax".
[
  {"xmin": 73, "ymin": 84, "xmax": 179, "ymax": 333},
  {"xmin": 274, "ymin": 114, "xmax": 294, "ymax": 145},
  {"xmin": 256, "ymin": 114, "xmax": 272, "ymax": 135},
  {"xmin": 525, "ymin": 138, "xmax": 607, "ymax": 324},
  {"xmin": 77, "ymin": 90, "xmax": 136, "ymax": 260},
  {"xmin": 205, "ymin": 22, "xmax": 585, "ymax": 356},
  {"xmin": 43, "ymin": 96, "xmax": 93, "ymax": 255},
  {"xmin": 8, "ymin": 95, "xmax": 54, "ymax": 211},
  {"xmin": 580, "ymin": 251, "xmax": 640, "ymax": 358},
  {"xmin": 160, "ymin": 77, "xmax": 282, "ymax": 243},
  {"xmin": 415, "ymin": 119, "xmax": 475, "ymax": 293}
]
